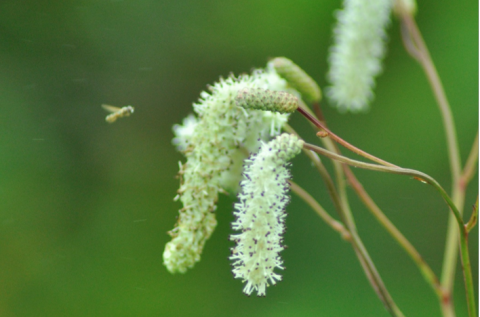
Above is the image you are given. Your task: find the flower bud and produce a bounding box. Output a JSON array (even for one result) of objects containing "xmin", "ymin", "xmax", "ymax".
[
  {"xmin": 236, "ymin": 87, "xmax": 299, "ymax": 113},
  {"xmin": 269, "ymin": 57, "xmax": 322, "ymax": 103}
]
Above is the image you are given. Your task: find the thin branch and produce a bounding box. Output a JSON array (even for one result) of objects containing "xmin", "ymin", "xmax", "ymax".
[
  {"xmin": 342, "ymin": 166, "xmax": 447, "ymax": 300},
  {"xmin": 305, "ymin": 142, "xmax": 476, "ymax": 317},
  {"xmin": 283, "ymin": 124, "xmax": 344, "ymax": 218},
  {"xmin": 297, "ymin": 106, "xmax": 398, "ymax": 168},
  {"xmin": 289, "ymin": 181, "xmax": 404, "ymax": 317},
  {"xmin": 289, "ymin": 181, "xmax": 350, "ymax": 240},
  {"xmin": 399, "ymin": 14, "xmax": 468, "ymax": 308},
  {"xmin": 400, "ymin": 13, "xmax": 462, "ymax": 182},
  {"xmin": 465, "ymin": 197, "xmax": 478, "ymax": 233},
  {"xmin": 284, "ymin": 123, "xmax": 404, "ymax": 316},
  {"xmin": 460, "ymin": 132, "xmax": 479, "ymax": 190}
]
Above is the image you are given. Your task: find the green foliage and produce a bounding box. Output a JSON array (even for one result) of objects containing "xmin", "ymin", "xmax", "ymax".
[{"xmin": 0, "ymin": 0, "xmax": 477, "ymax": 316}]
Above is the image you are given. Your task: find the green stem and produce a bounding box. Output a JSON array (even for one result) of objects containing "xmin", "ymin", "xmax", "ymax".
[
  {"xmin": 342, "ymin": 166, "xmax": 447, "ymax": 301},
  {"xmin": 283, "ymin": 124, "xmax": 344, "ymax": 217},
  {"xmin": 295, "ymin": 103, "xmax": 357, "ymax": 229},
  {"xmin": 313, "ymin": 99, "xmax": 452, "ymax": 308},
  {"xmin": 460, "ymin": 132, "xmax": 479, "ymax": 188},
  {"xmin": 400, "ymin": 14, "xmax": 462, "ymax": 181},
  {"xmin": 289, "ymin": 181, "xmax": 350, "ymax": 240},
  {"xmin": 289, "ymin": 180, "xmax": 404, "ymax": 317},
  {"xmin": 465, "ymin": 197, "xmax": 478, "ymax": 233},
  {"xmin": 310, "ymin": 103, "xmax": 354, "ymax": 229},
  {"xmin": 284, "ymin": 123, "xmax": 404, "ymax": 316},
  {"xmin": 321, "ymin": 136, "xmax": 357, "ymax": 230},
  {"xmin": 400, "ymin": 15, "xmax": 469, "ymax": 314},
  {"xmin": 305, "ymin": 142, "xmax": 476, "ymax": 317},
  {"xmin": 297, "ymin": 106, "xmax": 398, "ymax": 168}
]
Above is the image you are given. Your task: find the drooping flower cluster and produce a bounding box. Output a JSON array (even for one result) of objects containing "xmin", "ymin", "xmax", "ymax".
[
  {"xmin": 326, "ymin": 0, "xmax": 393, "ymax": 112},
  {"xmin": 164, "ymin": 65, "xmax": 300, "ymax": 274},
  {"xmin": 230, "ymin": 133, "xmax": 304, "ymax": 296}
]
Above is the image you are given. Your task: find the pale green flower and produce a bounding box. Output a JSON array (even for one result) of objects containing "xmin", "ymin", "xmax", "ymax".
[
  {"xmin": 164, "ymin": 65, "xmax": 300, "ymax": 274},
  {"xmin": 230, "ymin": 133, "xmax": 304, "ymax": 296},
  {"xmin": 327, "ymin": 0, "xmax": 393, "ymax": 112},
  {"xmin": 172, "ymin": 114, "xmax": 198, "ymax": 152},
  {"xmin": 236, "ymin": 87, "xmax": 299, "ymax": 113},
  {"xmin": 268, "ymin": 57, "xmax": 322, "ymax": 103}
]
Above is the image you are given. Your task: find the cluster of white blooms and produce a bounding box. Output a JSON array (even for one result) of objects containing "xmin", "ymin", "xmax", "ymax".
[
  {"xmin": 164, "ymin": 66, "xmax": 300, "ymax": 274},
  {"xmin": 326, "ymin": 0, "xmax": 393, "ymax": 112},
  {"xmin": 230, "ymin": 133, "xmax": 304, "ymax": 296}
]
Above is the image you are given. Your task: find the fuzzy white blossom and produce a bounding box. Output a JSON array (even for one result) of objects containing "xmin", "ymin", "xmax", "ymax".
[
  {"xmin": 230, "ymin": 133, "xmax": 304, "ymax": 296},
  {"xmin": 164, "ymin": 66, "xmax": 301, "ymax": 274},
  {"xmin": 327, "ymin": 0, "xmax": 393, "ymax": 112},
  {"xmin": 218, "ymin": 148, "xmax": 248, "ymax": 193},
  {"xmin": 172, "ymin": 114, "xmax": 198, "ymax": 152}
]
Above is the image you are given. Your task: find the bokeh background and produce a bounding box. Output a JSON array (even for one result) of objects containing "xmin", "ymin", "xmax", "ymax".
[{"xmin": 0, "ymin": 1, "xmax": 477, "ymax": 316}]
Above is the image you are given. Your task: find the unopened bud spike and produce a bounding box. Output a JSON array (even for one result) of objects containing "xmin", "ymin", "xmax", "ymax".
[
  {"xmin": 236, "ymin": 87, "xmax": 299, "ymax": 113},
  {"xmin": 269, "ymin": 57, "xmax": 322, "ymax": 103}
]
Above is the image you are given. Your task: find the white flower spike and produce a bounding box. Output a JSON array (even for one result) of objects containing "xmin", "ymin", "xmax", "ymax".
[
  {"xmin": 326, "ymin": 0, "xmax": 393, "ymax": 112},
  {"xmin": 164, "ymin": 65, "xmax": 301, "ymax": 274},
  {"xmin": 230, "ymin": 133, "xmax": 304, "ymax": 296}
]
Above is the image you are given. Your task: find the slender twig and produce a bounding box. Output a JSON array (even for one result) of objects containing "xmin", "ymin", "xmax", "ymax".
[
  {"xmin": 319, "ymin": 137, "xmax": 357, "ymax": 228},
  {"xmin": 400, "ymin": 14, "xmax": 462, "ymax": 182},
  {"xmin": 460, "ymin": 132, "xmax": 479, "ymax": 190},
  {"xmin": 320, "ymin": 133, "xmax": 357, "ymax": 230},
  {"xmin": 283, "ymin": 124, "xmax": 344, "ymax": 216},
  {"xmin": 284, "ymin": 123, "xmax": 404, "ymax": 316},
  {"xmin": 310, "ymin": 101, "xmax": 451, "ymax": 311},
  {"xmin": 305, "ymin": 142, "xmax": 476, "ymax": 317},
  {"xmin": 289, "ymin": 181, "xmax": 404, "ymax": 317},
  {"xmin": 342, "ymin": 166, "xmax": 447, "ymax": 299},
  {"xmin": 399, "ymin": 15, "xmax": 469, "ymax": 310},
  {"xmin": 303, "ymin": 144, "xmax": 456, "ymax": 219},
  {"xmin": 347, "ymin": 230, "xmax": 405, "ymax": 317},
  {"xmin": 297, "ymin": 106, "xmax": 398, "ymax": 168},
  {"xmin": 465, "ymin": 197, "xmax": 478, "ymax": 233},
  {"xmin": 400, "ymin": 21, "xmax": 422, "ymax": 62},
  {"xmin": 289, "ymin": 181, "xmax": 350, "ymax": 240}
]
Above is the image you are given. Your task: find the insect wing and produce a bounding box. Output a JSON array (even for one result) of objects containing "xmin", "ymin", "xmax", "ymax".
[{"xmin": 102, "ymin": 104, "xmax": 122, "ymax": 113}]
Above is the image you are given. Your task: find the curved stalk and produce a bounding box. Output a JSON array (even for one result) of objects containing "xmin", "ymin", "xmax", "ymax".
[
  {"xmin": 305, "ymin": 142, "xmax": 476, "ymax": 317},
  {"xmin": 399, "ymin": 13, "xmax": 462, "ymax": 182},
  {"xmin": 289, "ymin": 181, "xmax": 404, "ymax": 317},
  {"xmin": 297, "ymin": 106, "xmax": 398, "ymax": 168},
  {"xmin": 289, "ymin": 181, "xmax": 350, "ymax": 240},
  {"xmin": 297, "ymin": 102, "xmax": 357, "ymax": 229},
  {"xmin": 342, "ymin": 166, "xmax": 447, "ymax": 299},
  {"xmin": 310, "ymin": 102, "xmax": 450, "ymax": 308},
  {"xmin": 284, "ymin": 123, "xmax": 404, "ymax": 316},
  {"xmin": 465, "ymin": 197, "xmax": 478, "ymax": 233},
  {"xmin": 283, "ymin": 124, "xmax": 344, "ymax": 216},
  {"xmin": 399, "ymin": 15, "xmax": 472, "ymax": 314},
  {"xmin": 460, "ymin": 132, "xmax": 479, "ymax": 189}
]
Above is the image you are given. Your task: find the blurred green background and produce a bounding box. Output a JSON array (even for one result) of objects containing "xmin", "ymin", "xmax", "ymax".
[{"xmin": 0, "ymin": 1, "xmax": 477, "ymax": 316}]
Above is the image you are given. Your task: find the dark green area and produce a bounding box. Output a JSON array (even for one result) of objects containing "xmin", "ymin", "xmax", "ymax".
[{"xmin": 0, "ymin": 1, "xmax": 477, "ymax": 316}]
